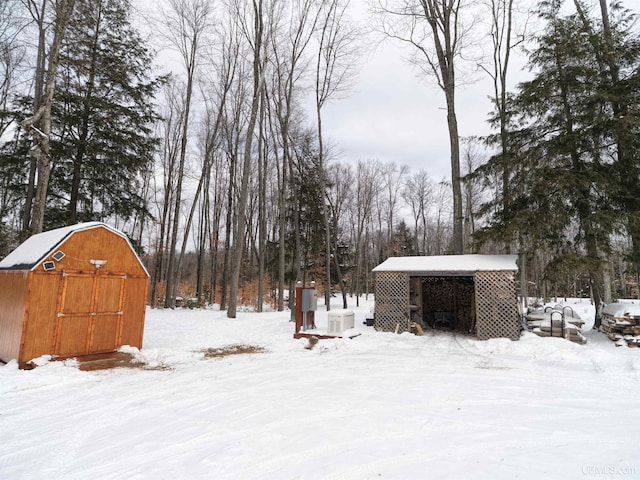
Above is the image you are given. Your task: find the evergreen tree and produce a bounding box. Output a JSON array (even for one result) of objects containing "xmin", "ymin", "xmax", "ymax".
[
  {"xmin": 47, "ymin": 0, "xmax": 163, "ymax": 227},
  {"xmin": 386, "ymin": 220, "xmax": 416, "ymax": 257},
  {"xmin": 289, "ymin": 132, "xmax": 326, "ymax": 285},
  {"xmin": 0, "ymin": 102, "xmax": 30, "ymax": 253},
  {"xmin": 587, "ymin": 1, "xmax": 640, "ymax": 272},
  {"xmin": 476, "ymin": 0, "xmax": 640, "ymax": 323}
]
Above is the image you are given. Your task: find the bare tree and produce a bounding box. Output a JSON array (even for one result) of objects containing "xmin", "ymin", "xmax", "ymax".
[
  {"xmin": 190, "ymin": 24, "xmax": 240, "ymax": 306},
  {"xmin": 326, "ymin": 160, "xmax": 354, "ymax": 309},
  {"xmin": 255, "ymin": 86, "xmax": 268, "ymax": 312},
  {"xmin": 0, "ymin": 2, "xmax": 27, "ymax": 236},
  {"xmin": 150, "ymin": 80, "xmax": 184, "ymax": 307},
  {"xmin": 218, "ymin": 54, "xmax": 246, "ymax": 311},
  {"xmin": 381, "ymin": 162, "xmax": 408, "ymax": 258},
  {"xmin": 161, "ymin": 0, "xmax": 212, "ymax": 308},
  {"xmin": 315, "ymin": 0, "xmax": 358, "ymax": 309},
  {"xmin": 460, "ymin": 138, "xmax": 485, "ymax": 251},
  {"xmin": 268, "ymin": 0, "xmax": 319, "ymax": 311},
  {"xmin": 227, "ymin": 0, "xmax": 268, "ymax": 318},
  {"xmin": 21, "ymin": 0, "xmax": 77, "ymax": 234},
  {"xmin": 20, "ymin": 0, "xmax": 46, "ymax": 235},
  {"xmin": 376, "ymin": 0, "xmax": 474, "ymax": 254},
  {"xmin": 0, "ymin": 0, "xmax": 26, "ymax": 139},
  {"xmin": 432, "ymin": 178, "xmax": 452, "ymax": 254},
  {"xmin": 352, "ymin": 158, "xmax": 383, "ymax": 305},
  {"xmin": 402, "ymin": 169, "xmax": 433, "ymax": 254}
]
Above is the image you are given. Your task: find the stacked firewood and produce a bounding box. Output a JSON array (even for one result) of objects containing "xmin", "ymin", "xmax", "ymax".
[
  {"xmin": 602, "ymin": 303, "xmax": 640, "ymax": 348},
  {"xmin": 526, "ymin": 306, "xmax": 587, "ymax": 345},
  {"xmin": 422, "ymin": 277, "xmax": 475, "ymax": 331}
]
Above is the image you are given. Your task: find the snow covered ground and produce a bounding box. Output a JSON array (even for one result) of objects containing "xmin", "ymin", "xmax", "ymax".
[{"xmin": 1, "ymin": 296, "xmax": 639, "ymax": 479}]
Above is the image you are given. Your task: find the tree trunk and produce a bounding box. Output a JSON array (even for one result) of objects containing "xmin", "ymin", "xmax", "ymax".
[
  {"xmin": 209, "ymin": 165, "xmax": 223, "ymax": 305},
  {"xmin": 228, "ymin": 0, "xmax": 264, "ymax": 318},
  {"xmin": 22, "ymin": 0, "xmax": 77, "ymax": 234},
  {"xmin": 165, "ymin": 33, "xmax": 199, "ymax": 308},
  {"xmin": 316, "ymin": 108, "xmax": 332, "ymax": 310},
  {"xmin": 278, "ymin": 148, "xmax": 287, "ymax": 311},
  {"xmin": 22, "ymin": 0, "xmax": 48, "ymax": 236},
  {"xmin": 196, "ymin": 179, "xmax": 208, "ymax": 304},
  {"xmin": 446, "ymin": 94, "xmax": 463, "ymax": 254},
  {"xmin": 332, "ymin": 214, "xmax": 347, "ymax": 309},
  {"xmin": 220, "ymin": 152, "xmax": 236, "ymax": 310},
  {"xmin": 256, "ymin": 89, "xmax": 266, "ymax": 313}
]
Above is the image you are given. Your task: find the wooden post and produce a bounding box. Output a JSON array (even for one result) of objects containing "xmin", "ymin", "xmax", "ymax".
[{"xmin": 294, "ymin": 284, "xmax": 303, "ymax": 335}]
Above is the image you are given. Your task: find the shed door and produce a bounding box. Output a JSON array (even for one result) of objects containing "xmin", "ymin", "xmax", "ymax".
[{"xmin": 55, "ymin": 272, "xmax": 125, "ymax": 357}]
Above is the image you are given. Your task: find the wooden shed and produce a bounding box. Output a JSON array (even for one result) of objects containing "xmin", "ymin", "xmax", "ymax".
[
  {"xmin": 0, "ymin": 222, "xmax": 149, "ymax": 365},
  {"xmin": 372, "ymin": 255, "xmax": 520, "ymax": 340}
]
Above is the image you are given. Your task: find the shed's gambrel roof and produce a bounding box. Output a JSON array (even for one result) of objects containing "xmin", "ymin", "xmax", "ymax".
[
  {"xmin": 372, "ymin": 254, "xmax": 518, "ymax": 276},
  {"xmin": 0, "ymin": 222, "xmax": 139, "ymax": 272}
]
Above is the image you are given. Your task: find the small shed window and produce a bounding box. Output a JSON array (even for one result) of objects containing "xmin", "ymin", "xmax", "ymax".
[
  {"xmin": 52, "ymin": 251, "xmax": 65, "ymax": 261},
  {"xmin": 43, "ymin": 261, "xmax": 55, "ymax": 271}
]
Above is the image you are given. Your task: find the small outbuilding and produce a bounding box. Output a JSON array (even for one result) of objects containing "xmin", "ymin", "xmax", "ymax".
[
  {"xmin": 372, "ymin": 255, "xmax": 520, "ymax": 340},
  {"xmin": 0, "ymin": 222, "xmax": 149, "ymax": 365}
]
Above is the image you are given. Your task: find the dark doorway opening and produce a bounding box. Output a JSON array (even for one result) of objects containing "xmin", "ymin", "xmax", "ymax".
[{"xmin": 422, "ymin": 276, "xmax": 475, "ymax": 333}]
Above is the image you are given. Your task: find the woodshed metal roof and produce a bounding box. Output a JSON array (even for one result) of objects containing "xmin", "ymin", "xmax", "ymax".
[{"xmin": 372, "ymin": 254, "xmax": 519, "ymax": 276}]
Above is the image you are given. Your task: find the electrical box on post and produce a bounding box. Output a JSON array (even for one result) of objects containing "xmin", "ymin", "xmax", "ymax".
[
  {"xmin": 294, "ymin": 282, "xmax": 317, "ymax": 335},
  {"xmin": 301, "ymin": 289, "xmax": 317, "ymax": 312}
]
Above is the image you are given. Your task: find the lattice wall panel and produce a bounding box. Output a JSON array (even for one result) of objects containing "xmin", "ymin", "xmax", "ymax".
[
  {"xmin": 374, "ymin": 272, "xmax": 410, "ymax": 333},
  {"xmin": 475, "ymin": 271, "xmax": 520, "ymax": 340}
]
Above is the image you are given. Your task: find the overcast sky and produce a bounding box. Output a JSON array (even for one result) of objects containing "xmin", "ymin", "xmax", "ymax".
[
  {"xmin": 317, "ymin": 29, "xmax": 537, "ymax": 182},
  {"xmin": 315, "ymin": 0, "xmax": 537, "ymax": 181},
  {"xmin": 319, "ymin": 43, "xmax": 494, "ymax": 180}
]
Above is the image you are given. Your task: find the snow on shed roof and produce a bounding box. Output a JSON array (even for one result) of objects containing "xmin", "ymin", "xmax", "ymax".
[
  {"xmin": 372, "ymin": 254, "xmax": 518, "ymax": 275},
  {"xmin": 0, "ymin": 222, "xmax": 128, "ymax": 271}
]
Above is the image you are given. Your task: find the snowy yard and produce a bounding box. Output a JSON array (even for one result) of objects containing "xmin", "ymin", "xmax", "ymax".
[{"xmin": 1, "ymin": 297, "xmax": 639, "ymax": 479}]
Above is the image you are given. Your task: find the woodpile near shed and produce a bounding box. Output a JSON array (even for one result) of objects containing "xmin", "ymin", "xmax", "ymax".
[
  {"xmin": 602, "ymin": 303, "xmax": 640, "ymax": 348},
  {"xmin": 526, "ymin": 305, "xmax": 587, "ymax": 345},
  {"xmin": 420, "ymin": 276, "xmax": 475, "ymax": 332}
]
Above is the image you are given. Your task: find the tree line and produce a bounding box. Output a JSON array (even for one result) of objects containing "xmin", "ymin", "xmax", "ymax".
[{"xmin": 0, "ymin": 0, "xmax": 638, "ymax": 317}]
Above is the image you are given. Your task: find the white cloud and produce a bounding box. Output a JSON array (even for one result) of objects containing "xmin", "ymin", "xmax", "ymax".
[{"xmin": 318, "ymin": 40, "xmax": 498, "ymax": 179}]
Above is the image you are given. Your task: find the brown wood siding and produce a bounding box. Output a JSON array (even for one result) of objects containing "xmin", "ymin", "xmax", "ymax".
[
  {"xmin": 96, "ymin": 276, "xmax": 123, "ymax": 312},
  {"xmin": 89, "ymin": 274, "xmax": 126, "ymax": 354},
  {"xmin": 0, "ymin": 271, "xmax": 29, "ymax": 362},
  {"xmin": 35, "ymin": 226, "xmax": 147, "ymax": 277},
  {"xmin": 61, "ymin": 275, "xmax": 94, "ymax": 313},
  {"xmin": 56, "ymin": 315, "xmax": 92, "ymax": 356},
  {"xmin": 90, "ymin": 315, "xmax": 121, "ymax": 352},
  {"xmin": 120, "ymin": 277, "xmax": 148, "ymax": 348},
  {"xmin": 54, "ymin": 272, "xmax": 93, "ymax": 357},
  {"xmin": 21, "ymin": 272, "xmax": 61, "ymax": 362}
]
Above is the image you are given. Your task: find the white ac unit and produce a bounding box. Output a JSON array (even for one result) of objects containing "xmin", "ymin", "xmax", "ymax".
[{"xmin": 327, "ymin": 310, "xmax": 355, "ymax": 335}]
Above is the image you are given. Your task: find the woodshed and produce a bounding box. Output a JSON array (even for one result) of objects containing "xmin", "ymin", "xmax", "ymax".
[
  {"xmin": 0, "ymin": 222, "xmax": 149, "ymax": 365},
  {"xmin": 372, "ymin": 255, "xmax": 520, "ymax": 340}
]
